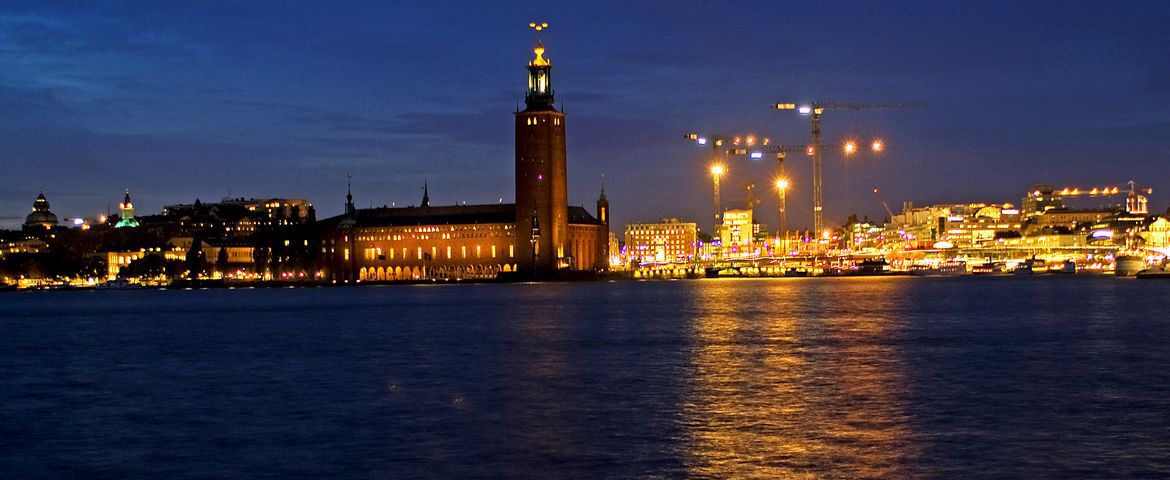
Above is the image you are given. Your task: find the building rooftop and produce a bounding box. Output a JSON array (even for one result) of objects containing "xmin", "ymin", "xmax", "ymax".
[{"xmin": 320, "ymin": 203, "xmax": 602, "ymax": 228}]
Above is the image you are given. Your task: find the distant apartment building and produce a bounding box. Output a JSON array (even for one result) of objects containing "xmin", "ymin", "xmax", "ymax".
[
  {"xmin": 719, "ymin": 209, "xmax": 754, "ymax": 257},
  {"xmin": 1144, "ymin": 217, "xmax": 1170, "ymax": 249},
  {"xmin": 624, "ymin": 218, "xmax": 698, "ymax": 264},
  {"xmin": 887, "ymin": 202, "xmax": 1023, "ymax": 249},
  {"xmin": 161, "ymin": 197, "xmax": 315, "ymax": 237}
]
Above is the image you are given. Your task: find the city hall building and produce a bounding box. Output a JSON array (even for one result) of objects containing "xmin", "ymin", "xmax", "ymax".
[{"xmin": 319, "ymin": 38, "xmax": 609, "ymax": 281}]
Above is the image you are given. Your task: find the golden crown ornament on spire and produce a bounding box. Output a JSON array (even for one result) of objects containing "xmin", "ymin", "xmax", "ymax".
[{"xmin": 528, "ymin": 22, "xmax": 550, "ymax": 66}]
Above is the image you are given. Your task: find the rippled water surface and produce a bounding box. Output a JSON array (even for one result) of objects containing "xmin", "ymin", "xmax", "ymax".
[{"xmin": 2, "ymin": 277, "xmax": 1169, "ymax": 478}]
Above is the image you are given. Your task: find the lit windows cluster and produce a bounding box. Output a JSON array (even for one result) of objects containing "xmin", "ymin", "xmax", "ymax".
[{"xmin": 523, "ymin": 116, "xmax": 562, "ymax": 126}]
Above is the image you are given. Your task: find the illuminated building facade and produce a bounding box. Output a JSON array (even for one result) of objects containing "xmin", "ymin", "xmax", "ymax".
[
  {"xmin": 322, "ymin": 194, "xmax": 606, "ymax": 281},
  {"xmin": 624, "ymin": 218, "xmax": 698, "ymax": 264},
  {"xmin": 1022, "ymin": 183, "xmax": 1065, "ymax": 219},
  {"xmin": 155, "ymin": 197, "xmax": 319, "ymax": 278},
  {"xmin": 320, "ymin": 38, "xmax": 608, "ymax": 281},
  {"xmin": 1144, "ymin": 217, "xmax": 1170, "ymax": 249},
  {"xmin": 720, "ymin": 209, "xmax": 754, "ymax": 257},
  {"xmin": 887, "ymin": 203, "xmax": 1021, "ymax": 249},
  {"xmin": 940, "ymin": 205, "xmax": 1023, "ymax": 248},
  {"xmin": 162, "ymin": 197, "xmax": 315, "ymax": 237}
]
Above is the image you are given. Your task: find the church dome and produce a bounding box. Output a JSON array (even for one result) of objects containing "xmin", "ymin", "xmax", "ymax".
[{"xmin": 24, "ymin": 193, "xmax": 58, "ymax": 230}]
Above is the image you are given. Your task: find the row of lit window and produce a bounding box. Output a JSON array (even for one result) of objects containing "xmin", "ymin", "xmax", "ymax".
[
  {"xmin": 523, "ymin": 117, "xmax": 562, "ymax": 126},
  {"xmin": 627, "ymin": 233, "xmax": 694, "ymax": 238},
  {"xmin": 362, "ymin": 244, "xmax": 515, "ymax": 261},
  {"xmin": 356, "ymin": 231, "xmax": 509, "ymax": 242}
]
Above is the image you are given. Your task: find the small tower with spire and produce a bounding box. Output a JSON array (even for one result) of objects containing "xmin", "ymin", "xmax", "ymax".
[
  {"xmin": 421, "ymin": 180, "xmax": 430, "ymax": 208},
  {"xmin": 115, "ymin": 190, "xmax": 139, "ymax": 228},
  {"xmin": 597, "ymin": 176, "xmax": 609, "ymax": 226},
  {"xmin": 596, "ymin": 177, "xmax": 611, "ymax": 271},
  {"xmin": 345, "ymin": 173, "xmax": 356, "ymax": 216}
]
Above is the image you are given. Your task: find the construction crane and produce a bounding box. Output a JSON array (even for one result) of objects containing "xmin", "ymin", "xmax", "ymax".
[
  {"xmin": 728, "ymin": 141, "xmax": 887, "ymax": 240},
  {"xmin": 773, "ymin": 101, "xmax": 925, "ymax": 236},
  {"xmin": 687, "ymin": 131, "xmax": 879, "ymax": 238},
  {"xmin": 726, "ymin": 145, "xmax": 807, "ymax": 250},
  {"xmin": 1032, "ymin": 181, "xmax": 1153, "ymax": 215},
  {"xmin": 872, "ymin": 188, "xmax": 895, "ymax": 221},
  {"xmin": 684, "ymin": 132, "xmax": 767, "ymax": 228}
]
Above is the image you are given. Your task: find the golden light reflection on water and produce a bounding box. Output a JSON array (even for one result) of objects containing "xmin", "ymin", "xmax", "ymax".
[{"xmin": 683, "ymin": 278, "xmax": 920, "ymax": 478}]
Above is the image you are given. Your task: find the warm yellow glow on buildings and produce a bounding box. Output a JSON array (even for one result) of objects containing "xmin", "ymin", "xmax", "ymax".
[{"xmin": 625, "ymin": 218, "xmax": 698, "ymax": 264}]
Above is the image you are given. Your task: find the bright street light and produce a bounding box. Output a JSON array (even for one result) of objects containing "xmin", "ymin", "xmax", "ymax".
[
  {"xmin": 710, "ymin": 165, "xmax": 725, "ymax": 176},
  {"xmin": 844, "ymin": 141, "xmax": 858, "ymax": 155},
  {"xmin": 775, "ymin": 178, "xmax": 789, "ymax": 190},
  {"xmin": 871, "ymin": 140, "xmax": 884, "ymax": 153}
]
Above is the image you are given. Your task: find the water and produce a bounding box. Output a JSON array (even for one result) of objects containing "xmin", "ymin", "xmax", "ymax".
[{"xmin": 2, "ymin": 277, "xmax": 1169, "ymax": 478}]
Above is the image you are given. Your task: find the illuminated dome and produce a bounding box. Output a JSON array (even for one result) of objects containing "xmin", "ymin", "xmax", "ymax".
[{"xmin": 23, "ymin": 193, "xmax": 58, "ymax": 230}]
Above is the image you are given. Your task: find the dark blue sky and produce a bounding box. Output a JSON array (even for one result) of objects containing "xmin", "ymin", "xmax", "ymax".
[{"xmin": 3, "ymin": 1, "xmax": 1168, "ymax": 231}]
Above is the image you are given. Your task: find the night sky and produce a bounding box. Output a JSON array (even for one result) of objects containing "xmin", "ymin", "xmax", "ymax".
[{"xmin": 3, "ymin": 1, "xmax": 1168, "ymax": 231}]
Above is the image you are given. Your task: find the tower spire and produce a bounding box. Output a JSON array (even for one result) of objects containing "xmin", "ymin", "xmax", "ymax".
[
  {"xmin": 116, "ymin": 189, "xmax": 138, "ymax": 228},
  {"xmin": 345, "ymin": 173, "xmax": 355, "ymax": 216},
  {"xmin": 524, "ymin": 21, "xmax": 555, "ymax": 111},
  {"xmin": 422, "ymin": 179, "xmax": 430, "ymax": 207},
  {"xmin": 515, "ymin": 22, "xmax": 568, "ymax": 273}
]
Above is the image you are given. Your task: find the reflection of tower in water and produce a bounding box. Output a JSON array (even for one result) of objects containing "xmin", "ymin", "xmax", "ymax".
[
  {"xmin": 496, "ymin": 298, "xmax": 577, "ymax": 472},
  {"xmin": 682, "ymin": 279, "xmax": 920, "ymax": 478}
]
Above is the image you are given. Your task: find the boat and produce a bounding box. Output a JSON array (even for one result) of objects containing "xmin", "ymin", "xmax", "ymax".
[
  {"xmin": 1056, "ymin": 259, "xmax": 1077, "ymax": 274},
  {"xmin": 705, "ymin": 266, "xmax": 745, "ymax": 278},
  {"xmin": 1013, "ymin": 257, "xmax": 1047, "ymax": 275},
  {"xmin": 856, "ymin": 259, "xmax": 891, "ymax": 275},
  {"xmin": 908, "ymin": 260, "xmax": 967, "ymax": 276},
  {"xmin": 971, "ymin": 261, "xmax": 1008, "ymax": 275},
  {"xmin": 95, "ymin": 278, "xmax": 137, "ymax": 290},
  {"xmin": 1114, "ymin": 255, "xmax": 1145, "ymax": 277},
  {"xmin": 1137, "ymin": 261, "xmax": 1170, "ymax": 279},
  {"xmin": 784, "ymin": 268, "xmax": 810, "ymax": 277}
]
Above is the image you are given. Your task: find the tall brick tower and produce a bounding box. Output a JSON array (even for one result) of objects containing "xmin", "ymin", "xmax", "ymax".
[{"xmin": 515, "ymin": 32, "xmax": 567, "ymax": 272}]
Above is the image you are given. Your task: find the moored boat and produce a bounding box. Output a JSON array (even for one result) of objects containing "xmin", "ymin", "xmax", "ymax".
[
  {"xmin": 971, "ymin": 261, "xmax": 1008, "ymax": 275},
  {"xmin": 1136, "ymin": 260, "xmax": 1170, "ymax": 279},
  {"xmin": 856, "ymin": 259, "xmax": 891, "ymax": 275},
  {"xmin": 1114, "ymin": 255, "xmax": 1145, "ymax": 277},
  {"xmin": 95, "ymin": 278, "xmax": 138, "ymax": 290},
  {"xmin": 1013, "ymin": 257, "xmax": 1047, "ymax": 275},
  {"xmin": 909, "ymin": 260, "xmax": 967, "ymax": 276}
]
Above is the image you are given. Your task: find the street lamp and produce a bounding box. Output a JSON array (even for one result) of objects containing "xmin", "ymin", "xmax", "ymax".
[
  {"xmin": 773, "ymin": 100, "xmax": 924, "ymax": 235},
  {"xmin": 775, "ymin": 178, "xmax": 789, "ymax": 256},
  {"xmin": 710, "ymin": 164, "xmax": 725, "ymax": 226}
]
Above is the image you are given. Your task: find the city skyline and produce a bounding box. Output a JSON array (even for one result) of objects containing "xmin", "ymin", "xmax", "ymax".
[{"xmin": 3, "ymin": 2, "xmax": 1169, "ymax": 231}]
